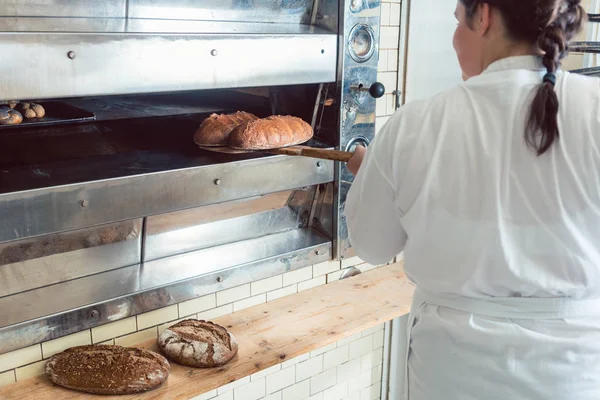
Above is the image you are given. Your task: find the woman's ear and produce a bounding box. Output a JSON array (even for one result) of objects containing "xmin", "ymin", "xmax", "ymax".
[{"xmin": 474, "ymin": 3, "xmax": 492, "ymax": 36}]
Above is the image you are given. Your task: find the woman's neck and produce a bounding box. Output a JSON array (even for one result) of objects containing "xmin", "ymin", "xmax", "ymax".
[{"xmin": 481, "ymin": 41, "xmax": 540, "ymax": 72}]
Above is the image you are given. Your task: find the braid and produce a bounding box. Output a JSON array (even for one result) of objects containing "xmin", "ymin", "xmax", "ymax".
[
  {"xmin": 526, "ymin": 0, "xmax": 586, "ymax": 155},
  {"xmin": 460, "ymin": 0, "xmax": 587, "ymax": 155}
]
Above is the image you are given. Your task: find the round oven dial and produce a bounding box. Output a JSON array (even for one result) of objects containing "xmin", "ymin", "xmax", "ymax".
[{"xmin": 348, "ymin": 24, "xmax": 376, "ymax": 63}]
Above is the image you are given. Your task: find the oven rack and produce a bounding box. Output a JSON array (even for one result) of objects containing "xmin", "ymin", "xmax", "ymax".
[{"xmin": 570, "ymin": 41, "xmax": 600, "ymax": 54}]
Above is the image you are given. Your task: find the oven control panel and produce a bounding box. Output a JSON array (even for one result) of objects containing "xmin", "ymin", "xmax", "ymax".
[{"xmin": 337, "ymin": 0, "xmax": 383, "ymax": 260}]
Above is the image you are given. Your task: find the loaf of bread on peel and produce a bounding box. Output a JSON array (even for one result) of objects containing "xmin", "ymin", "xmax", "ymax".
[
  {"xmin": 157, "ymin": 319, "xmax": 238, "ymax": 368},
  {"xmin": 228, "ymin": 115, "xmax": 314, "ymax": 150},
  {"xmin": 194, "ymin": 111, "xmax": 258, "ymax": 147},
  {"xmin": 45, "ymin": 345, "xmax": 170, "ymax": 395}
]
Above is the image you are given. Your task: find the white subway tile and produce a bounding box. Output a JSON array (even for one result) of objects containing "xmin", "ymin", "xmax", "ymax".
[
  {"xmin": 341, "ymin": 256, "xmax": 363, "ymax": 269},
  {"xmin": 337, "ymin": 332, "xmax": 362, "ymax": 347},
  {"xmin": 323, "ymin": 381, "xmax": 349, "ymax": 400},
  {"xmin": 251, "ymin": 275, "xmax": 283, "ymax": 296},
  {"xmin": 282, "ymin": 267, "xmax": 312, "ymax": 287},
  {"xmin": 115, "ymin": 327, "xmax": 157, "ymax": 347},
  {"xmin": 264, "ymin": 392, "xmax": 282, "ymax": 400},
  {"xmin": 312, "ymin": 261, "xmax": 340, "ymax": 277},
  {"xmin": 386, "ymin": 93, "xmax": 397, "ymax": 116},
  {"xmin": 337, "ymin": 357, "xmax": 362, "ymax": 382},
  {"xmin": 0, "ymin": 345, "xmax": 42, "ymax": 373},
  {"xmin": 361, "ymin": 325, "xmax": 384, "ymax": 337},
  {"xmin": 360, "ymin": 264, "xmax": 384, "ymax": 274},
  {"xmin": 324, "ymin": 345, "xmax": 349, "ymax": 370},
  {"xmin": 281, "ymin": 352, "xmax": 309, "ymax": 369},
  {"xmin": 373, "ymin": 330, "xmax": 385, "ymax": 349},
  {"xmin": 233, "ymin": 294, "xmax": 266, "ymax": 312},
  {"xmin": 91, "ymin": 317, "xmax": 137, "ymax": 344},
  {"xmin": 266, "ymin": 366, "xmax": 295, "ymax": 394},
  {"xmin": 298, "ymin": 276, "xmax": 326, "ymax": 292},
  {"xmin": 178, "ymin": 294, "xmax": 216, "ymax": 318},
  {"xmin": 371, "ymin": 365, "xmax": 383, "ymax": 385},
  {"xmin": 214, "ymin": 391, "xmax": 234, "ymax": 400},
  {"xmin": 380, "ymin": 3, "xmax": 391, "ymax": 26},
  {"xmin": 251, "ymin": 363, "xmax": 281, "ymax": 381},
  {"xmin": 197, "ymin": 304, "xmax": 233, "ymax": 321},
  {"xmin": 390, "ymin": 3, "xmax": 401, "ymax": 26},
  {"xmin": 310, "ymin": 368, "xmax": 337, "ymax": 394},
  {"xmin": 310, "ymin": 342, "xmax": 337, "ymax": 357},
  {"xmin": 42, "ymin": 330, "xmax": 91, "ymax": 359},
  {"xmin": 0, "ymin": 370, "xmax": 15, "ymax": 387},
  {"xmin": 137, "ymin": 305, "xmax": 178, "ymax": 331},
  {"xmin": 217, "ymin": 376, "xmax": 250, "ymax": 394},
  {"xmin": 350, "ymin": 336, "xmax": 374, "ymax": 359},
  {"xmin": 378, "ymin": 49, "xmax": 389, "ymax": 72},
  {"xmin": 234, "ymin": 377, "xmax": 266, "ymax": 400},
  {"xmin": 387, "ymin": 49, "xmax": 399, "ymax": 71},
  {"xmin": 295, "ymin": 355, "xmax": 323, "ymax": 382},
  {"xmin": 15, "ymin": 360, "xmax": 46, "ymax": 381},
  {"xmin": 266, "ymin": 285, "xmax": 297, "ymax": 302},
  {"xmin": 281, "ymin": 379, "xmax": 310, "ymax": 400},
  {"xmin": 362, "ymin": 348, "xmax": 384, "ymax": 372},
  {"xmin": 97, "ymin": 339, "xmax": 115, "ymax": 345},
  {"xmin": 360, "ymin": 382, "xmax": 381, "ymax": 400},
  {"xmin": 380, "ymin": 26, "xmax": 400, "ymax": 49},
  {"xmin": 348, "ymin": 370, "xmax": 372, "ymax": 393},
  {"xmin": 345, "ymin": 392, "xmax": 361, "ymax": 400},
  {"xmin": 189, "ymin": 389, "xmax": 217, "ymax": 400},
  {"xmin": 308, "ymin": 393, "xmax": 323, "ymax": 400},
  {"xmin": 376, "ymin": 96, "xmax": 387, "ymax": 117},
  {"xmin": 326, "ymin": 269, "xmax": 345, "ymax": 283},
  {"xmin": 217, "ymin": 284, "xmax": 250, "ymax": 306}
]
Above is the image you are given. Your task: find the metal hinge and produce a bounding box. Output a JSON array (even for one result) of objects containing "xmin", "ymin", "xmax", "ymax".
[{"xmin": 392, "ymin": 90, "xmax": 402, "ymax": 110}]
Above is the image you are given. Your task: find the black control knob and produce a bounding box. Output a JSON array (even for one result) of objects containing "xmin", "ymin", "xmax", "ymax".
[
  {"xmin": 350, "ymin": 82, "xmax": 386, "ymax": 99},
  {"xmin": 368, "ymin": 82, "xmax": 385, "ymax": 98}
]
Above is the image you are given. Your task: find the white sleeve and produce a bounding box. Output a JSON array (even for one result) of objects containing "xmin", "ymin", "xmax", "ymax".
[{"xmin": 345, "ymin": 118, "xmax": 408, "ymax": 265}]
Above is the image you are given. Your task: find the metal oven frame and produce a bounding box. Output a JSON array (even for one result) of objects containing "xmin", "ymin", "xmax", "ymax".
[{"xmin": 0, "ymin": 0, "xmax": 383, "ymax": 354}]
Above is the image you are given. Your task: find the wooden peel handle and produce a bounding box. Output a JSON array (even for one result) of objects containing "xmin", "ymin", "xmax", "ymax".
[{"xmin": 268, "ymin": 146, "xmax": 353, "ymax": 162}]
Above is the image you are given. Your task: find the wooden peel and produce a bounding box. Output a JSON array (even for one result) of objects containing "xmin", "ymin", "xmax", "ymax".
[{"xmin": 198, "ymin": 145, "xmax": 354, "ymax": 163}]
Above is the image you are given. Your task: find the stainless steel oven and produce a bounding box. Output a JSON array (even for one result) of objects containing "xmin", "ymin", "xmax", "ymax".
[{"xmin": 0, "ymin": 0, "xmax": 385, "ymax": 354}]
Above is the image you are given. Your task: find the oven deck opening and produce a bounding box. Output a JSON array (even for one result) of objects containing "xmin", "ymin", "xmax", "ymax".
[{"xmin": 0, "ymin": 89, "xmax": 334, "ymax": 195}]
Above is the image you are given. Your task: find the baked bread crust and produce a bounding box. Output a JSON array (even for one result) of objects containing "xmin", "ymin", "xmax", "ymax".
[
  {"xmin": 228, "ymin": 115, "xmax": 313, "ymax": 150},
  {"xmin": 45, "ymin": 345, "xmax": 170, "ymax": 395},
  {"xmin": 157, "ymin": 319, "xmax": 238, "ymax": 368},
  {"xmin": 194, "ymin": 111, "xmax": 258, "ymax": 147}
]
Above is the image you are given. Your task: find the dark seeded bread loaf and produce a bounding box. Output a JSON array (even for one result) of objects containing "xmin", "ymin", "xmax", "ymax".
[
  {"xmin": 194, "ymin": 111, "xmax": 258, "ymax": 147},
  {"xmin": 45, "ymin": 345, "xmax": 170, "ymax": 395},
  {"xmin": 227, "ymin": 115, "xmax": 313, "ymax": 150},
  {"xmin": 157, "ymin": 319, "xmax": 238, "ymax": 368}
]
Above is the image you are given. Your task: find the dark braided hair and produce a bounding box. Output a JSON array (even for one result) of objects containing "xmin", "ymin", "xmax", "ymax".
[{"xmin": 460, "ymin": 0, "xmax": 587, "ymax": 155}]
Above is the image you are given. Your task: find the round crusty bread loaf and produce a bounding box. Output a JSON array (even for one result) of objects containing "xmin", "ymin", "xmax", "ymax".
[
  {"xmin": 194, "ymin": 111, "xmax": 258, "ymax": 147},
  {"xmin": 45, "ymin": 345, "xmax": 170, "ymax": 395},
  {"xmin": 228, "ymin": 115, "xmax": 313, "ymax": 150},
  {"xmin": 157, "ymin": 319, "xmax": 238, "ymax": 368}
]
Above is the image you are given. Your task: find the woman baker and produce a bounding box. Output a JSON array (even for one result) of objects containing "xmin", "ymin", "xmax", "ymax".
[{"xmin": 346, "ymin": 1, "xmax": 600, "ymax": 399}]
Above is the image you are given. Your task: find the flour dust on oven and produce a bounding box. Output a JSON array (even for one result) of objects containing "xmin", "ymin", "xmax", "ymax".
[{"xmin": 0, "ymin": 0, "xmax": 384, "ymax": 354}]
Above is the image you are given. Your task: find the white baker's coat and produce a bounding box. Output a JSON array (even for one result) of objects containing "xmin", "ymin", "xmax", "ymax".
[{"xmin": 345, "ymin": 56, "xmax": 600, "ymax": 399}]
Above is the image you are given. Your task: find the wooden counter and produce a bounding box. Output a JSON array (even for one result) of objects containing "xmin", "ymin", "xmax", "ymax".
[{"xmin": 0, "ymin": 263, "xmax": 414, "ymax": 400}]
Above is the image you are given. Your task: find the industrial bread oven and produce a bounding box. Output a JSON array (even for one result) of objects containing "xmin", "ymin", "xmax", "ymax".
[{"xmin": 0, "ymin": 0, "xmax": 386, "ymax": 354}]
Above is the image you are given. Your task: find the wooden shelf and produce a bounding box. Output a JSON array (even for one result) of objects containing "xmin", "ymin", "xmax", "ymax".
[{"xmin": 0, "ymin": 263, "xmax": 414, "ymax": 400}]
